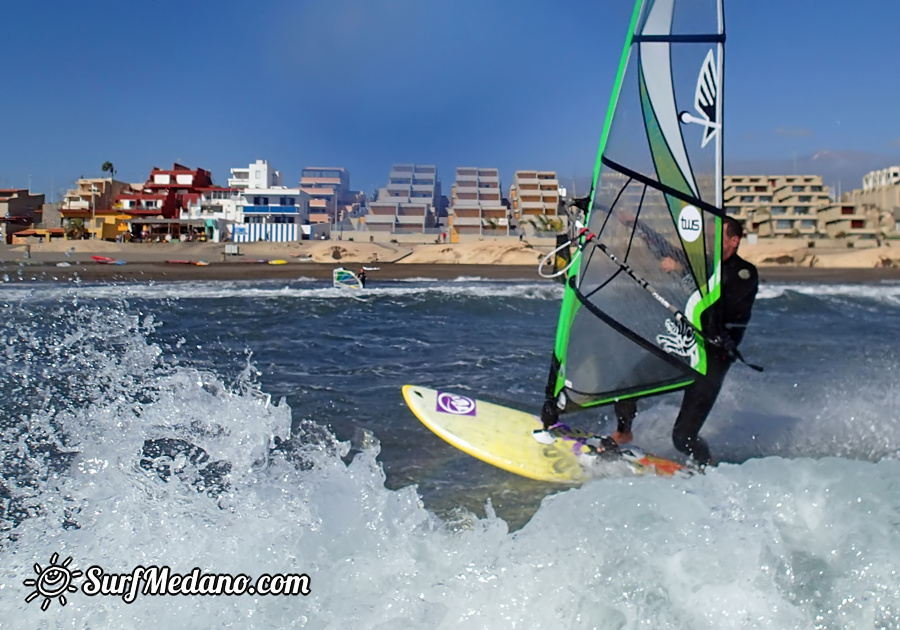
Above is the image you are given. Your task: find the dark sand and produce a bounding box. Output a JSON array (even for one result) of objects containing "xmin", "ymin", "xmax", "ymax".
[{"xmin": 3, "ymin": 259, "xmax": 900, "ymax": 284}]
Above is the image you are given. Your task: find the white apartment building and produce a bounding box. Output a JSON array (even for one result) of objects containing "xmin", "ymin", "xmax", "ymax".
[
  {"xmin": 228, "ymin": 159, "xmax": 283, "ymax": 190},
  {"xmin": 230, "ymin": 186, "xmax": 314, "ymax": 242},
  {"xmin": 850, "ymin": 166, "xmax": 900, "ymax": 236}
]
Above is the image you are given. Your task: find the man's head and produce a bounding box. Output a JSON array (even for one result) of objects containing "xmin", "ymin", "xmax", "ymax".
[{"xmin": 722, "ymin": 216, "xmax": 744, "ymax": 260}]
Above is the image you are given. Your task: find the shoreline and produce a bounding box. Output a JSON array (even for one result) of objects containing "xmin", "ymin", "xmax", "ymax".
[
  {"xmin": 2, "ymin": 239, "xmax": 899, "ymax": 285},
  {"xmin": 3, "ymin": 259, "xmax": 900, "ymax": 284}
]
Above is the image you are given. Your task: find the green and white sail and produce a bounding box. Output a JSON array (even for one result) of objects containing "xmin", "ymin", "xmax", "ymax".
[{"xmin": 546, "ymin": 0, "xmax": 726, "ymax": 414}]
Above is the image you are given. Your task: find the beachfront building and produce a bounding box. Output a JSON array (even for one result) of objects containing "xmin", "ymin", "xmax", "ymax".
[
  {"xmin": 106, "ymin": 163, "xmax": 217, "ymax": 242},
  {"xmin": 180, "ymin": 187, "xmax": 242, "ymax": 242},
  {"xmin": 724, "ymin": 175, "xmax": 831, "ymax": 237},
  {"xmin": 230, "ymin": 186, "xmax": 318, "ymax": 242},
  {"xmin": 299, "ymin": 167, "xmax": 351, "ymax": 225},
  {"xmin": 58, "ymin": 177, "xmax": 131, "ymax": 240},
  {"xmin": 448, "ymin": 167, "xmax": 508, "ymax": 236},
  {"xmin": 814, "ymin": 203, "xmax": 881, "ymax": 239},
  {"xmin": 846, "ymin": 166, "xmax": 900, "ymax": 239},
  {"xmin": 509, "ymin": 170, "xmax": 561, "ymax": 235},
  {"xmin": 366, "ymin": 164, "xmax": 442, "ymax": 233},
  {"xmin": 228, "ymin": 159, "xmax": 283, "ymax": 190},
  {"xmin": 61, "ymin": 178, "xmax": 130, "ymax": 215},
  {"xmin": 0, "ymin": 189, "xmax": 45, "ymax": 243}
]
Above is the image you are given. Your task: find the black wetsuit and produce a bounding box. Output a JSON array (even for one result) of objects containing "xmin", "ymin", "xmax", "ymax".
[
  {"xmin": 617, "ymin": 252, "xmax": 758, "ymax": 464},
  {"xmin": 358, "ymin": 271, "xmax": 367, "ymax": 288}
]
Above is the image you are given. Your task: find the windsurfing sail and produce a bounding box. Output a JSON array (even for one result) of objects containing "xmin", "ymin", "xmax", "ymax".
[
  {"xmin": 543, "ymin": 0, "xmax": 726, "ymax": 420},
  {"xmin": 333, "ymin": 267, "xmax": 363, "ymax": 290}
]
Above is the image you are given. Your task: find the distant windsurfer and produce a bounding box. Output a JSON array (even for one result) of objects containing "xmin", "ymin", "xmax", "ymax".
[
  {"xmin": 612, "ymin": 216, "xmax": 758, "ymax": 465},
  {"xmin": 358, "ymin": 268, "xmax": 367, "ymax": 288}
]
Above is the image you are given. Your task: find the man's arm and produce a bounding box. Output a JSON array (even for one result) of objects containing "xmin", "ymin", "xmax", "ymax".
[{"xmin": 724, "ymin": 262, "xmax": 758, "ymax": 347}]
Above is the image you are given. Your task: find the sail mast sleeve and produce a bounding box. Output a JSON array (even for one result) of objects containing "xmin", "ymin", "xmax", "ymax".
[
  {"xmin": 539, "ymin": 1, "xmax": 648, "ymax": 422},
  {"xmin": 586, "ymin": 0, "xmax": 646, "ymax": 218}
]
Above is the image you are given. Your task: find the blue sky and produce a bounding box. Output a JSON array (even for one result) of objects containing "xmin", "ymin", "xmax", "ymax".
[{"xmin": 2, "ymin": 0, "xmax": 897, "ymax": 200}]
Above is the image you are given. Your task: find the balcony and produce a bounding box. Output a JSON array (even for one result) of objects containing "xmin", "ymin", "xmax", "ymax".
[
  {"xmin": 243, "ymin": 205, "xmax": 299, "ymax": 214},
  {"xmin": 451, "ymin": 215, "xmax": 481, "ymax": 226},
  {"xmin": 369, "ymin": 203, "xmax": 399, "ymax": 216},
  {"xmin": 482, "ymin": 209, "xmax": 507, "ymax": 220},
  {"xmin": 364, "ymin": 214, "xmax": 396, "ymax": 224}
]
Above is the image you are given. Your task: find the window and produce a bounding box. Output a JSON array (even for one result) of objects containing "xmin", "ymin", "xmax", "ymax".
[
  {"xmin": 800, "ymin": 220, "xmax": 816, "ymax": 228},
  {"xmin": 792, "ymin": 185, "xmax": 805, "ymax": 192},
  {"xmin": 798, "ymin": 196, "xmax": 811, "ymax": 203},
  {"xmin": 793, "ymin": 207, "xmax": 810, "ymax": 215},
  {"xmin": 776, "ymin": 220, "xmax": 792, "ymax": 229},
  {"xmin": 760, "ymin": 196, "xmax": 772, "ymax": 202},
  {"xmin": 735, "ymin": 186, "xmax": 750, "ymax": 192},
  {"xmin": 740, "ymin": 196, "xmax": 754, "ymax": 203},
  {"xmin": 771, "ymin": 206, "xmax": 787, "ymax": 215},
  {"xmin": 811, "ymin": 186, "xmax": 822, "ymax": 192},
  {"xmin": 851, "ymin": 220, "xmax": 864, "ymax": 229}
]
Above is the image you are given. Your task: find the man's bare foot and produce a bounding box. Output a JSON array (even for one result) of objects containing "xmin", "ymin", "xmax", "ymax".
[{"xmin": 611, "ymin": 430, "xmax": 633, "ymax": 445}]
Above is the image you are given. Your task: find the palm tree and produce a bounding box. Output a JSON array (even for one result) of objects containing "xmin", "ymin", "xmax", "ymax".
[{"xmin": 98, "ymin": 161, "xmax": 116, "ymax": 240}]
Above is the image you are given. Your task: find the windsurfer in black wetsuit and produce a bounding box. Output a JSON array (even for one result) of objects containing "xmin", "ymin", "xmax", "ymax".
[
  {"xmin": 612, "ymin": 216, "xmax": 758, "ymax": 466},
  {"xmin": 358, "ymin": 268, "xmax": 367, "ymax": 288}
]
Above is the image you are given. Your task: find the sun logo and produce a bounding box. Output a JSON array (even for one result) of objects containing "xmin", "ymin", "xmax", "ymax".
[{"xmin": 23, "ymin": 553, "xmax": 83, "ymax": 611}]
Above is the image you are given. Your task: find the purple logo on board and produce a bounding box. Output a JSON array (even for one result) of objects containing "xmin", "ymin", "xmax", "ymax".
[{"xmin": 436, "ymin": 392, "xmax": 477, "ymax": 416}]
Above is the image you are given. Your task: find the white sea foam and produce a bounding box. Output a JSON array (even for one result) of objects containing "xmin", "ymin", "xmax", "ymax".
[
  {"xmin": 1, "ymin": 302, "xmax": 899, "ymax": 628},
  {"xmin": 0, "ymin": 279, "xmax": 564, "ymax": 302},
  {"xmin": 757, "ymin": 282, "xmax": 900, "ymax": 305}
]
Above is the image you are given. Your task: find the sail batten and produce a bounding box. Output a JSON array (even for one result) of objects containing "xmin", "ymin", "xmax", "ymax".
[{"xmin": 546, "ymin": 0, "xmax": 726, "ymax": 416}]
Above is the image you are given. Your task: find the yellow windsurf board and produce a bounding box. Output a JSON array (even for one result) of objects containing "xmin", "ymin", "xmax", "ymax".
[{"xmin": 402, "ymin": 385, "xmax": 685, "ymax": 484}]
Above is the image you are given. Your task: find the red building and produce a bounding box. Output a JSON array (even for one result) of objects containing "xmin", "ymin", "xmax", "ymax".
[{"xmin": 116, "ymin": 163, "xmax": 214, "ymax": 219}]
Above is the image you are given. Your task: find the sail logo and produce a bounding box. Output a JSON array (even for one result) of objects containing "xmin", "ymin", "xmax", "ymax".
[
  {"xmin": 436, "ymin": 392, "xmax": 477, "ymax": 416},
  {"xmin": 677, "ymin": 205, "xmax": 703, "ymax": 243},
  {"xmin": 679, "ymin": 49, "xmax": 720, "ymax": 148},
  {"xmin": 656, "ymin": 318, "xmax": 698, "ymax": 365}
]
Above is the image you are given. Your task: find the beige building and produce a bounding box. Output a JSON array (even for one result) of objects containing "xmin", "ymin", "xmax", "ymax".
[
  {"xmin": 724, "ymin": 175, "xmax": 830, "ymax": 237},
  {"xmin": 367, "ymin": 164, "xmax": 441, "ymax": 233},
  {"xmin": 509, "ymin": 170, "xmax": 560, "ymax": 234},
  {"xmin": 448, "ymin": 167, "xmax": 507, "ymax": 236},
  {"xmin": 300, "ymin": 167, "xmax": 352, "ymax": 225},
  {"xmin": 62, "ymin": 177, "xmax": 130, "ymax": 214},
  {"xmin": 846, "ymin": 166, "xmax": 900, "ymax": 237},
  {"xmin": 815, "ymin": 203, "xmax": 881, "ymax": 239},
  {"xmin": 0, "ymin": 189, "xmax": 45, "ymax": 243}
]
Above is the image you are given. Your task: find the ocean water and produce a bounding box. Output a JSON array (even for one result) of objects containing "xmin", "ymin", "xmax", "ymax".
[{"xmin": 0, "ymin": 272, "xmax": 899, "ymax": 628}]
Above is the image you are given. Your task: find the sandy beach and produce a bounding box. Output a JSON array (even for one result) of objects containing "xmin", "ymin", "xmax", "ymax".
[{"xmin": 2, "ymin": 238, "xmax": 899, "ymax": 284}]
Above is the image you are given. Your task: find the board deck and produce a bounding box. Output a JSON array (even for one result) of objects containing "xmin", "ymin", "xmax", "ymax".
[{"xmin": 402, "ymin": 385, "xmax": 685, "ymax": 484}]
